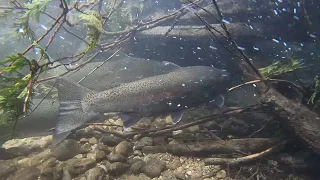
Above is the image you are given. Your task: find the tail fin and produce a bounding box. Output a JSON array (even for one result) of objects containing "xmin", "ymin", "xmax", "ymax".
[{"xmin": 52, "ymin": 77, "xmax": 99, "ymax": 146}]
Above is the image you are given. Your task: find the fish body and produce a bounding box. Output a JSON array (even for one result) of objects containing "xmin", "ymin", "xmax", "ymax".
[
  {"xmin": 53, "ymin": 65, "xmax": 231, "ymax": 145},
  {"xmin": 11, "ymin": 58, "xmax": 180, "ymax": 139},
  {"xmin": 40, "ymin": 55, "xmax": 179, "ymax": 92}
]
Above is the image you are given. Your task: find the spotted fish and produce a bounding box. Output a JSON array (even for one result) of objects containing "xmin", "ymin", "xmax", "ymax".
[
  {"xmin": 40, "ymin": 55, "xmax": 180, "ymax": 92},
  {"xmin": 52, "ymin": 65, "xmax": 231, "ymax": 145}
]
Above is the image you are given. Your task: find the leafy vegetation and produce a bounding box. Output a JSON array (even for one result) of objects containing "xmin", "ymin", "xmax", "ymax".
[{"xmin": 0, "ymin": 54, "xmax": 33, "ymax": 126}]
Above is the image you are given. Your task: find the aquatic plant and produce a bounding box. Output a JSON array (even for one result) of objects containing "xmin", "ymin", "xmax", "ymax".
[{"xmin": 259, "ymin": 58, "xmax": 308, "ymax": 79}]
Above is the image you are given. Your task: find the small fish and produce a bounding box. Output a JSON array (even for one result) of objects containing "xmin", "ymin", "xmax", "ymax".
[{"xmin": 52, "ymin": 65, "xmax": 231, "ymax": 145}]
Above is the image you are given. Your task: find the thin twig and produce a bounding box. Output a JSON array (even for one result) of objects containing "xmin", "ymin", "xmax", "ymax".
[
  {"xmin": 45, "ymin": 18, "xmax": 66, "ymax": 51},
  {"xmin": 211, "ymin": 0, "xmax": 263, "ymax": 79},
  {"xmin": 77, "ymin": 48, "xmax": 122, "ymax": 83},
  {"xmin": 204, "ymin": 141, "xmax": 285, "ymax": 165},
  {"xmin": 228, "ymin": 78, "xmax": 307, "ymax": 95}
]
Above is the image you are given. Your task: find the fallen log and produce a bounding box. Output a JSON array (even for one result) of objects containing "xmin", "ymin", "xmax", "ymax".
[{"xmin": 261, "ymin": 88, "xmax": 320, "ymax": 153}]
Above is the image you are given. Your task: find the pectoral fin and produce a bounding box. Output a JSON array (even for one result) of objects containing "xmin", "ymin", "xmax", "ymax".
[
  {"xmin": 210, "ymin": 94, "xmax": 225, "ymax": 108},
  {"xmin": 118, "ymin": 113, "xmax": 143, "ymax": 131},
  {"xmin": 171, "ymin": 111, "xmax": 184, "ymax": 124}
]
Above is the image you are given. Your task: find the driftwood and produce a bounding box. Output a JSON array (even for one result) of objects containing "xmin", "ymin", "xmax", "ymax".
[
  {"xmin": 166, "ymin": 138, "xmax": 279, "ymax": 156},
  {"xmin": 134, "ymin": 138, "xmax": 279, "ymax": 156},
  {"xmin": 204, "ymin": 142, "xmax": 283, "ymax": 165}
]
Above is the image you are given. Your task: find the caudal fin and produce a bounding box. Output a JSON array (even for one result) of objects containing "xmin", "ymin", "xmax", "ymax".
[{"xmin": 52, "ymin": 77, "xmax": 99, "ymax": 146}]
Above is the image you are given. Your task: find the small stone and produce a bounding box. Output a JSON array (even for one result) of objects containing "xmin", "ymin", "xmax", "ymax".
[
  {"xmin": 10, "ymin": 167, "xmax": 40, "ymax": 180},
  {"xmin": 133, "ymin": 134, "xmax": 142, "ymax": 142},
  {"xmin": 108, "ymin": 162, "xmax": 130, "ymax": 175},
  {"xmin": 127, "ymin": 158, "xmax": 142, "ymax": 165},
  {"xmin": 173, "ymin": 171, "xmax": 186, "ymax": 180},
  {"xmin": 166, "ymin": 160, "xmax": 182, "ymax": 170},
  {"xmin": 18, "ymin": 149, "xmax": 53, "ymax": 168},
  {"xmin": 114, "ymin": 141, "xmax": 133, "ymax": 157},
  {"xmin": 0, "ymin": 160, "xmax": 17, "ymax": 179},
  {"xmin": 51, "ymin": 139, "xmax": 81, "ymax": 161},
  {"xmin": 74, "ymin": 154, "xmax": 83, "ymax": 159},
  {"xmin": 142, "ymin": 157, "xmax": 166, "ymax": 178},
  {"xmin": 161, "ymin": 170, "xmax": 177, "ymax": 180},
  {"xmin": 5, "ymin": 146, "xmax": 31, "ymax": 157},
  {"xmin": 216, "ymin": 170, "xmax": 227, "ymax": 179},
  {"xmin": 80, "ymin": 143, "xmax": 92, "ymax": 154},
  {"xmin": 203, "ymin": 121, "xmax": 219, "ymax": 130},
  {"xmin": 89, "ymin": 137, "xmax": 98, "ymax": 144},
  {"xmin": 85, "ymin": 167, "xmax": 105, "ymax": 180},
  {"xmin": 133, "ymin": 150, "xmax": 143, "ymax": 156},
  {"xmin": 0, "ymin": 148, "xmax": 14, "ymax": 160},
  {"xmin": 172, "ymin": 131, "xmax": 193, "ymax": 139},
  {"xmin": 141, "ymin": 146, "xmax": 167, "ymax": 154},
  {"xmin": 130, "ymin": 160, "xmax": 145, "ymax": 174},
  {"xmin": 75, "ymin": 128, "xmax": 102, "ymax": 139},
  {"xmin": 95, "ymin": 150, "xmax": 106, "ymax": 161},
  {"xmin": 153, "ymin": 137, "xmax": 167, "ymax": 146},
  {"xmin": 100, "ymin": 135, "xmax": 123, "ymax": 146},
  {"xmin": 96, "ymin": 144, "xmax": 110, "ymax": 153},
  {"xmin": 61, "ymin": 167, "xmax": 72, "ymax": 180},
  {"xmin": 167, "ymin": 138, "xmax": 174, "ymax": 142},
  {"xmin": 39, "ymin": 167, "xmax": 62, "ymax": 180},
  {"xmin": 107, "ymin": 153, "xmax": 125, "ymax": 162},
  {"xmin": 134, "ymin": 137, "xmax": 153, "ymax": 150},
  {"xmin": 79, "ymin": 138, "xmax": 89, "ymax": 143},
  {"xmin": 67, "ymin": 158, "xmax": 96, "ymax": 175},
  {"xmin": 87, "ymin": 153, "xmax": 95, "ymax": 159},
  {"xmin": 184, "ymin": 125, "xmax": 200, "ymax": 133},
  {"xmin": 3, "ymin": 135, "xmax": 52, "ymax": 153},
  {"xmin": 123, "ymin": 174, "xmax": 151, "ymax": 180},
  {"xmin": 37, "ymin": 157, "xmax": 57, "ymax": 172}
]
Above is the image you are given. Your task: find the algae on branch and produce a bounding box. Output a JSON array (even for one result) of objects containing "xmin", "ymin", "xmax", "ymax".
[
  {"xmin": 259, "ymin": 58, "xmax": 308, "ymax": 78},
  {"xmin": 79, "ymin": 10, "xmax": 103, "ymax": 52}
]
